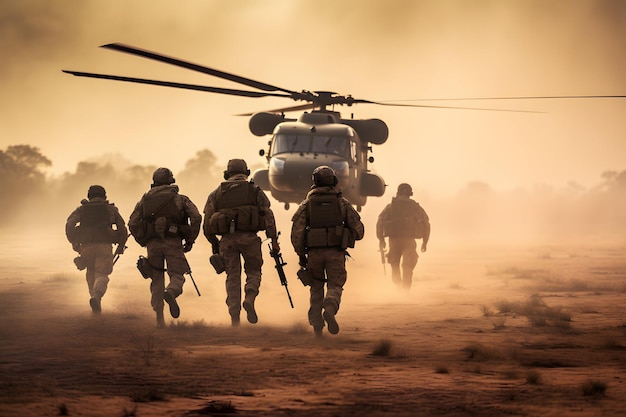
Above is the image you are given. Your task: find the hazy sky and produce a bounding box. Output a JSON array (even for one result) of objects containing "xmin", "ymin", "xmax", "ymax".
[{"xmin": 1, "ymin": 0, "xmax": 624, "ymax": 197}]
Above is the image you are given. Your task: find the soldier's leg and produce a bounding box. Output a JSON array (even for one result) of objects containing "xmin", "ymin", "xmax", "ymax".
[
  {"xmin": 402, "ymin": 239, "xmax": 419, "ymax": 291},
  {"xmin": 221, "ymin": 237, "xmax": 243, "ymax": 323},
  {"xmin": 81, "ymin": 245, "xmax": 96, "ymax": 296},
  {"xmin": 306, "ymin": 250, "xmax": 326, "ymax": 332},
  {"xmin": 241, "ymin": 235, "xmax": 262, "ymax": 324},
  {"xmin": 162, "ymin": 239, "xmax": 187, "ymax": 319},
  {"xmin": 147, "ymin": 242, "xmax": 166, "ymax": 323},
  {"xmin": 163, "ymin": 240, "xmax": 187, "ymax": 297},
  {"xmin": 92, "ymin": 244, "xmax": 113, "ymax": 299},
  {"xmin": 322, "ymin": 250, "xmax": 347, "ymax": 335},
  {"xmin": 89, "ymin": 244, "xmax": 113, "ymax": 314},
  {"xmin": 387, "ymin": 238, "xmax": 403, "ymax": 288}
]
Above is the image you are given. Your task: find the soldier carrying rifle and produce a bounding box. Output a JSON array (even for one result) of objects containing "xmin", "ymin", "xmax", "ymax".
[
  {"xmin": 291, "ymin": 166, "xmax": 364, "ymax": 337},
  {"xmin": 65, "ymin": 185, "xmax": 128, "ymax": 315},
  {"xmin": 203, "ymin": 159, "xmax": 279, "ymax": 327}
]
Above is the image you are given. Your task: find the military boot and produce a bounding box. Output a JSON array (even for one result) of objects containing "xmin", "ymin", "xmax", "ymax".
[
  {"xmin": 323, "ymin": 305, "xmax": 339, "ymax": 335},
  {"xmin": 163, "ymin": 290, "xmax": 180, "ymax": 318},
  {"xmin": 313, "ymin": 326, "xmax": 323, "ymax": 338},
  {"xmin": 89, "ymin": 297, "xmax": 102, "ymax": 314},
  {"xmin": 156, "ymin": 309, "xmax": 166, "ymax": 328},
  {"xmin": 242, "ymin": 292, "xmax": 258, "ymax": 324}
]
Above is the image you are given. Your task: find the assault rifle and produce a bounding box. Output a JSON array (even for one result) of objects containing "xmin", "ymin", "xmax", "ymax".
[
  {"xmin": 268, "ymin": 239, "xmax": 294, "ymax": 308},
  {"xmin": 378, "ymin": 244, "xmax": 386, "ymax": 276},
  {"xmin": 113, "ymin": 233, "xmax": 131, "ymax": 266},
  {"xmin": 184, "ymin": 256, "xmax": 201, "ymax": 297}
]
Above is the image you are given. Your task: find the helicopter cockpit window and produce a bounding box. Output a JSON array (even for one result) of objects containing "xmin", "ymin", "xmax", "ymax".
[
  {"xmin": 272, "ymin": 134, "xmax": 309, "ymax": 154},
  {"xmin": 312, "ymin": 136, "xmax": 349, "ymax": 158}
]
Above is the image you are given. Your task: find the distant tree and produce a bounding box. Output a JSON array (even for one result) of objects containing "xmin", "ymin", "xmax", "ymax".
[
  {"xmin": 0, "ymin": 145, "xmax": 52, "ymax": 222},
  {"xmin": 177, "ymin": 149, "xmax": 220, "ymax": 186}
]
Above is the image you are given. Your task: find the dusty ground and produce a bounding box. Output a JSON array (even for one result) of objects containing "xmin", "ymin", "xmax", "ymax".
[{"xmin": 1, "ymin": 233, "xmax": 625, "ymax": 417}]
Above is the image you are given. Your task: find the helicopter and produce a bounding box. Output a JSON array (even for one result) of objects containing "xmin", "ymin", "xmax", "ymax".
[{"xmin": 63, "ymin": 43, "xmax": 625, "ymax": 210}]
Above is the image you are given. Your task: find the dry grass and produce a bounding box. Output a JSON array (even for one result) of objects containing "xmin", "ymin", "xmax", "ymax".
[{"xmin": 371, "ymin": 339, "xmax": 393, "ymax": 356}]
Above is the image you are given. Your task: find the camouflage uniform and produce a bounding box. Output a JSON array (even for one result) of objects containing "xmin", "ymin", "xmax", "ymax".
[
  {"xmin": 376, "ymin": 183, "xmax": 430, "ymax": 291},
  {"xmin": 128, "ymin": 168, "xmax": 201, "ymax": 326},
  {"xmin": 291, "ymin": 166, "xmax": 364, "ymax": 336},
  {"xmin": 65, "ymin": 185, "xmax": 128, "ymax": 314},
  {"xmin": 203, "ymin": 159, "xmax": 279, "ymax": 326}
]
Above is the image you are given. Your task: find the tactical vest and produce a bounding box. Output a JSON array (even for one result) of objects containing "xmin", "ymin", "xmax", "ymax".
[
  {"xmin": 76, "ymin": 201, "xmax": 114, "ymax": 243},
  {"xmin": 305, "ymin": 192, "xmax": 347, "ymax": 248},
  {"xmin": 142, "ymin": 188, "xmax": 183, "ymax": 239},
  {"xmin": 385, "ymin": 197, "xmax": 426, "ymax": 239},
  {"xmin": 208, "ymin": 180, "xmax": 265, "ymax": 235}
]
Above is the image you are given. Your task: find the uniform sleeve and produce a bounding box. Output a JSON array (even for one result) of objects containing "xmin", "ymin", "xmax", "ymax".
[
  {"xmin": 202, "ymin": 190, "xmax": 219, "ymax": 245},
  {"xmin": 182, "ymin": 195, "xmax": 202, "ymax": 242},
  {"xmin": 127, "ymin": 199, "xmax": 144, "ymax": 240},
  {"xmin": 257, "ymin": 189, "xmax": 278, "ymax": 239},
  {"xmin": 344, "ymin": 199, "xmax": 365, "ymax": 241},
  {"xmin": 419, "ymin": 205, "xmax": 431, "ymax": 243},
  {"xmin": 65, "ymin": 207, "xmax": 81, "ymax": 244},
  {"xmin": 111, "ymin": 206, "xmax": 129, "ymax": 245},
  {"xmin": 290, "ymin": 202, "xmax": 308, "ymax": 256},
  {"xmin": 376, "ymin": 204, "xmax": 390, "ymax": 240}
]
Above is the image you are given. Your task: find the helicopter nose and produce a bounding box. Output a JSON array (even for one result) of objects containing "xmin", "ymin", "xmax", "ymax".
[{"xmin": 269, "ymin": 157, "xmax": 324, "ymax": 192}]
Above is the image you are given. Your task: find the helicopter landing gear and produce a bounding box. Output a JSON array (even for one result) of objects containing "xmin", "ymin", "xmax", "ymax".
[{"xmin": 284, "ymin": 202, "xmax": 290, "ymax": 210}]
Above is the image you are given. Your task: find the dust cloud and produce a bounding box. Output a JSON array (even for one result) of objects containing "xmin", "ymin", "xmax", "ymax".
[{"xmin": 1, "ymin": 3, "xmax": 626, "ymax": 415}]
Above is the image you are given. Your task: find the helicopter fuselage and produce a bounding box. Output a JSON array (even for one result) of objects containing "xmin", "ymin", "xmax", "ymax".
[{"xmin": 251, "ymin": 111, "xmax": 386, "ymax": 209}]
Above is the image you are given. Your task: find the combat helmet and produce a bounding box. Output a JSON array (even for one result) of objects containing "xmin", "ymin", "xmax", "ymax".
[
  {"xmin": 312, "ymin": 166, "xmax": 338, "ymax": 187},
  {"xmin": 87, "ymin": 185, "xmax": 106, "ymax": 199},
  {"xmin": 224, "ymin": 159, "xmax": 250, "ymax": 179},
  {"xmin": 397, "ymin": 183, "xmax": 413, "ymax": 196},
  {"xmin": 152, "ymin": 167, "xmax": 175, "ymax": 186}
]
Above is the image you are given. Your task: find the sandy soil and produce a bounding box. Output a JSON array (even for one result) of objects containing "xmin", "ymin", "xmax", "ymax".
[{"xmin": 1, "ymin": 233, "xmax": 625, "ymax": 417}]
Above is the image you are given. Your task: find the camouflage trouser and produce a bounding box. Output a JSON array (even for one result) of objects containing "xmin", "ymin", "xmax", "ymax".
[
  {"xmin": 219, "ymin": 232, "xmax": 263, "ymax": 318},
  {"xmin": 146, "ymin": 237, "xmax": 188, "ymax": 312},
  {"xmin": 307, "ymin": 248, "xmax": 347, "ymax": 328},
  {"xmin": 387, "ymin": 237, "xmax": 418, "ymax": 290},
  {"xmin": 80, "ymin": 243, "xmax": 113, "ymax": 299}
]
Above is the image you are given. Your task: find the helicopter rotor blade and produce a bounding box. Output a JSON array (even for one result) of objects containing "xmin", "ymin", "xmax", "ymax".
[
  {"xmin": 100, "ymin": 43, "xmax": 298, "ymax": 95},
  {"xmin": 236, "ymin": 103, "xmax": 318, "ymax": 116},
  {"xmin": 61, "ymin": 70, "xmax": 293, "ymax": 98},
  {"xmin": 381, "ymin": 95, "xmax": 626, "ymax": 102},
  {"xmin": 351, "ymin": 98, "xmax": 541, "ymax": 113}
]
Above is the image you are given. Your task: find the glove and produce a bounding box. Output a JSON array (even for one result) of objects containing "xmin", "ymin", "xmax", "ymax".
[
  {"xmin": 379, "ymin": 239, "xmax": 386, "ymax": 250},
  {"xmin": 114, "ymin": 245, "xmax": 125, "ymax": 255},
  {"xmin": 299, "ymin": 254, "xmax": 307, "ymax": 267},
  {"xmin": 271, "ymin": 238, "xmax": 280, "ymax": 254},
  {"xmin": 72, "ymin": 243, "xmax": 81, "ymax": 253},
  {"xmin": 183, "ymin": 241, "xmax": 194, "ymax": 253},
  {"xmin": 211, "ymin": 242, "xmax": 220, "ymax": 255}
]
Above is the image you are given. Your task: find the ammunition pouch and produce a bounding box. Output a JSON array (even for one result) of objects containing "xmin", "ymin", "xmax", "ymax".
[
  {"xmin": 209, "ymin": 206, "xmax": 264, "ymax": 235},
  {"xmin": 296, "ymin": 267, "xmax": 313, "ymax": 286},
  {"xmin": 209, "ymin": 253, "xmax": 226, "ymax": 274},
  {"xmin": 73, "ymin": 256, "xmax": 87, "ymax": 271},
  {"xmin": 306, "ymin": 226, "xmax": 354, "ymax": 249},
  {"xmin": 136, "ymin": 255, "xmax": 152, "ymax": 279}
]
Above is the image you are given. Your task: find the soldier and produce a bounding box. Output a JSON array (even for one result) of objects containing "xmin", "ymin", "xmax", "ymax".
[
  {"xmin": 65, "ymin": 185, "xmax": 128, "ymax": 314},
  {"xmin": 203, "ymin": 159, "xmax": 279, "ymax": 326},
  {"xmin": 128, "ymin": 167, "xmax": 201, "ymax": 327},
  {"xmin": 291, "ymin": 166, "xmax": 364, "ymax": 337},
  {"xmin": 376, "ymin": 183, "xmax": 430, "ymax": 292}
]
